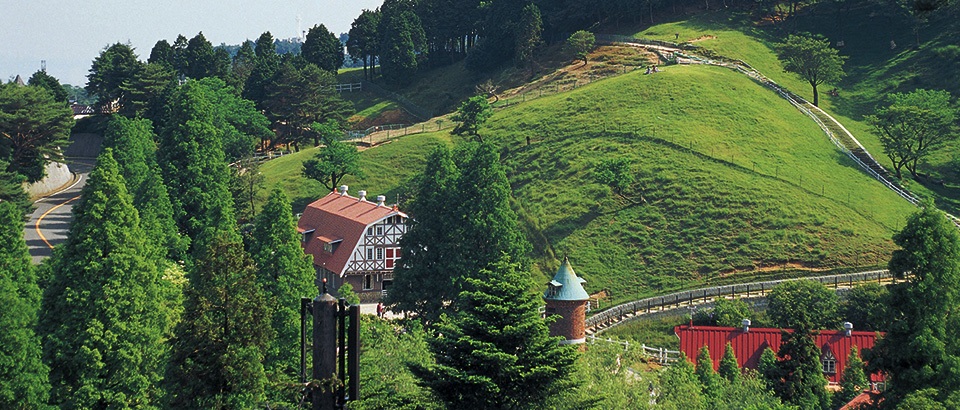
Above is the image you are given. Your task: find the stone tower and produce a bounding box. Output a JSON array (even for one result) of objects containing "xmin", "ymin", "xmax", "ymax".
[{"xmin": 543, "ymin": 257, "xmax": 589, "ymax": 345}]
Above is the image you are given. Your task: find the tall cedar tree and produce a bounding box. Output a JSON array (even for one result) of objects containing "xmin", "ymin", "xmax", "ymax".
[
  {"xmin": 695, "ymin": 346, "xmax": 721, "ymax": 396},
  {"xmin": 118, "ymin": 62, "xmax": 176, "ymax": 119},
  {"xmin": 38, "ymin": 149, "xmax": 168, "ymax": 409},
  {"xmin": 0, "ymin": 201, "xmax": 50, "ymax": 409},
  {"xmin": 718, "ymin": 342, "xmax": 741, "ymax": 382},
  {"xmin": 0, "ymin": 158, "xmax": 30, "ymax": 215},
  {"xmin": 378, "ymin": 0, "xmax": 428, "ymax": 85},
  {"xmin": 184, "ymin": 32, "xmax": 216, "ymax": 80},
  {"xmin": 412, "ymin": 257, "xmax": 578, "ymax": 410},
  {"xmin": 28, "ymin": 70, "xmax": 68, "ymax": 102},
  {"xmin": 0, "ymin": 82, "xmax": 74, "ymax": 182},
  {"xmin": 347, "ymin": 10, "xmax": 381, "ymax": 80},
  {"xmin": 514, "ymin": 4, "xmax": 542, "ymax": 67},
  {"xmin": 165, "ymin": 231, "xmax": 274, "ymax": 409},
  {"xmin": 86, "ymin": 43, "xmax": 144, "ymax": 108},
  {"xmin": 660, "ymin": 353, "xmax": 707, "ymax": 410},
  {"xmin": 264, "ymin": 59, "xmax": 352, "ymax": 148},
  {"xmin": 387, "ymin": 145, "xmax": 460, "ymax": 322},
  {"xmin": 148, "ymin": 39, "xmax": 174, "ymax": 68},
  {"xmin": 773, "ymin": 322, "xmax": 831, "ymax": 410},
  {"xmin": 102, "ymin": 115, "xmax": 188, "ymax": 260},
  {"xmin": 774, "ymin": 34, "xmax": 845, "ymax": 107},
  {"xmin": 157, "ymin": 80, "xmax": 236, "ymax": 252},
  {"xmin": 867, "ymin": 201, "xmax": 960, "ymax": 406},
  {"xmin": 302, "ymin": 24, "xmax": 346, "ymax": 73},
  {"xmin": 243, "ymin": 32, "xmax": 281, "ymax": 109},
  {"xmin": 251, "ymin": 188, "xmax": 317, "ymax": 375},
  {"xmin": 835, "ymin": 346, "xmax": 867, "ymax": 408}
]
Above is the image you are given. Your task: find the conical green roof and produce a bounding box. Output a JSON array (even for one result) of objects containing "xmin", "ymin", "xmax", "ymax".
[{"xmin": 543, "ymin": 257, "xmax": 588, "ymax": 301}]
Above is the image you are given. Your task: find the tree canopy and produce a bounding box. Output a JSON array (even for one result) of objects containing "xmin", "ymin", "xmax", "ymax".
[
  {"xmin": 566, "ymin": 31, "xmax": 596, "ymax": 66},
  {"xmin": 0, "ymin": 82, "xmax": 74, "ymax": 183},
  {"xmin": 86, "ymin": 43, "xmax": 144, "ymax": 108},
  {"xmin": 774, "ymin": 34, "xmax": 845, "ymax": 107},
  {"xmin": 766, "ymin": 280, "xmax": 839, "ymax": 330},
  {"xmin": 27, "ymin": 70, "xmax": 68, "ymax": 102},
  {"xmin": 301, "ymin": 138, "xmax": 366, "ymax": 192},
  {"xmin": 866, "ymin": 89, "xmax": 958, "ymax": 179},
  {"xmin": 302, "ymin": 24, "xmax": 346, "ymax": 73},
  {"xmin": 347, "ymin": 10, "xmax": 381, "ymax": 80},
  {"xmin": 451, "ymin": 95, "xmax": 492, "ymax": 139}
]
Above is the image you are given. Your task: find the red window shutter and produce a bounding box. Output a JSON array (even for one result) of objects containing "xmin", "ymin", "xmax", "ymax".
[
  {"xmin": 386, "ymin": 248, "xmax": 394, "ymax": 258},
  {"xmin": 386, "ymin": 259, "xmax": 394, "ymax": 268}
]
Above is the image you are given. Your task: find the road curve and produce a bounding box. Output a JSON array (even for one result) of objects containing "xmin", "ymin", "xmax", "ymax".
[{"xmin": 24, "ymin": 158, "xmax": 94, "ymax": 263}]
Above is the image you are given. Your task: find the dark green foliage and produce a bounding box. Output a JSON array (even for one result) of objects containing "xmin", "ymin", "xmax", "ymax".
[
  {"xmin": 0, "ymin": 82, "xmax": 74, "ymax": 182},
  {"xmin": 336, "ymin": 283, "xmax": 361, "ymax": 306},
  {"xmin": 0, "ymin": 158, "xmax": 30, "ymax": 215},
  {"xmin": 229, "ymin": 159, "xmax": 266, "ymax": 223},
  {"xmin": 379, "ymin": 0, "xmax": 428, "ymax": 85},
  {"xmin": 867, "ymin": 201, "xmax": 960, "ymax": 407},
  {"xmin": 774, "ymin": 34, "xmax": 845, "ymax": 107},
  {"xmin": 758, "ymin": 347, "xmax": 779, "ymax": 389},
  {"xmin": 713, "ymin": 297, "xmax": 752, "ymax": 328},
  {"xmin": 194, "ymin": 77, "xmax": 269, "ymax": 161},
  {"xmin": 302, "ymin": 139, "xmax": 365, "ymax": 192},
  {"xmin": 243, "ymin": 32, "xmax": 281, "ymax": 108},
  {"xmin": 566, "ymin": 31, "xmax": 596, "ymax": 66},
  {"xmin": 838, "ymin": 282, "xmax": 889, "ymax": 332},
  {"xmin": 767, "ymin": 280, "xmax": 839, "ymax": 330},
  {"xmin": 157, "ymin": 80, "xmax": 237, "ymax": 250},
  {"xmin": 451, "ymin": 95, "xmax": 492, "ymax": 138},
  {"xmin": 719, "ymin": 342, "xmax": 741, "ymax": 382},
  {"xmin": 165, "ymin": 232, "xmax": 274, "ymax": 409},
  {"xmin": 250, "ymin": 188, "xmax": 317, "ymax": 376},
  {"xmin": 835, "ymin": 346, "xmax": 867, "ymax": 408},
  {"xmin": 514, "ymin": 4, "xmax": 543, "ymax": 66},
  {"xmin": 119, "ymin": 62, "xmax": 176, "ymax": 119},
  {"xmin": 660, "ymin": 353, "xmax": 706, "ymax": 410},
  {"xmin": 347, "ymin": 10, "xmax": 381, "ymax": 80},
  {"xmin": 263, "ymin": 60, "xmax": 353, "ymax": 148},
  {"xmin": 38, "ymin": 149, "xmax": 168, "ymax": 409},
  {"xmin": 772, "ymin": 324, "xmax": 831, "ymax": 410},
  {"xmin": 102, "ymin": 115, "xmax": 188, "ymax": 260},
  {"xmin": 28, "ymin": 70, "xmax": 68, "ymax": 102},
  {"xmin": 86, "ymin": 43, "xmax": 144, "ymax": 107},
  {"xmin": 0, "ymin": 201, "xmax": 50, "ymax": 409},
  {"xmin": 412, "ymin": 257, "xmax": 578, "ymax": 410},
  {"xmin": 865, "ymin": 89, "xmax": 958, "ymax": 179},
  {"xmin": 148, "ymin": 39, "xmax": 174, "ymax": 68},
  {"xmin": 184, "ymin": 32, "xmax": 217, "ymax": 80},
  {"xmin": 302, "ymin": 24, "xmax": 346, "ymax": 73},
  {"xmin": 593, "ymin": 157, "xmax": 635, "ymax": 200}
]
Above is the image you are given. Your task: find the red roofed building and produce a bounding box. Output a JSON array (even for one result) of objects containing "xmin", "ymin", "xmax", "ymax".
[
  {"xmin": 675, "ymin": 324, "xmax": 886, "ymax": 386},
  {"xmin": 298, "ymin": 187, "xmax": 408, "ymax": 302}
]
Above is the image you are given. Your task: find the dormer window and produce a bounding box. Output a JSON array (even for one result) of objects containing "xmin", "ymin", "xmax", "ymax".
[
  {"xmin": 301, "ymin": 229, "xmax": 315, "ymax": 243},
  {"xmin": 821, "ymin": 348, "xmax": 837, "ymax": 374}
]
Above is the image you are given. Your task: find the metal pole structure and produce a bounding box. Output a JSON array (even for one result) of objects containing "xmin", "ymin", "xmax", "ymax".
[
  {"xmin": 338, "ymin": 299, "xmax": 347, "ymax": 409},
  {"xmin": 348, "ymin": 304, "xmax": 360, "ymax": 402},
  {"xmin": 313, "ymin": 293, "xmax": 338, "ymax": 410},
  {"xmin": 300, "ymin": 297, "xmax": 312, "ymax": 383}
]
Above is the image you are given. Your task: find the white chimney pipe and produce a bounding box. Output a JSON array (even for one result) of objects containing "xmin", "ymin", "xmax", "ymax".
[
  {"xmin": 339, "ymin": 185, "xmax": 348, "ymax": 196},
  {"xmin": 376, "ymin": 195, "xmax": 386, "ymax": 207},
  {"xmin": 742, "ymin": 318, "xmax": 751, "ymax": 333},
  {"xmin": 358, "ymin": 190, "xmax": 367, "ymax": 201},
  {"xmin": 844, "ymin": 322, "xmax": 853, "ymax": 336}
]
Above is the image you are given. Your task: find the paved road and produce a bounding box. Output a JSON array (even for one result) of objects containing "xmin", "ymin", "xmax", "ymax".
[{"xmin": 25, "ymin": 158, "xmax": 94, "ymax": 263}]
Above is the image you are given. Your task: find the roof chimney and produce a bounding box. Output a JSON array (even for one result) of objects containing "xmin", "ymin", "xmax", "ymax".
[
  {"xmin": 742, "ymin": 318, "xmax": 751, "ymax": 333},
  {"xmin": 339, "ymin": 185, "xmax": 348, "ymax": 196},
  {"xmin": 844, "ymin": 321, "xmax": 853, "ymax": 336},
  {"xmin": 376, "ymin": 195, "xmax": 386, "ymax": 207},
  {"xmin": 358, "ymin": 190, "xmax": 367, "ymax": 201}
]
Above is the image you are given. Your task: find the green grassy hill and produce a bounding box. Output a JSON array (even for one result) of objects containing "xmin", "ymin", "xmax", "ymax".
[{"xmin": 265, "ymin": 59, "xmax": 916, "ymax": 303}]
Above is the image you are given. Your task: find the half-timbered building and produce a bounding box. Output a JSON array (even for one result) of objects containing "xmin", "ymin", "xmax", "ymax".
[{"xmin": 298, "ymin": 186, "xmax": 407, "ymax": 302}]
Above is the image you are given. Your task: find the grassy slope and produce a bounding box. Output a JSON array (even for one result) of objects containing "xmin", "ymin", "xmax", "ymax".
[{"xmin": 484, "ymin": 65, "xmax": 914, "ymax": 301}]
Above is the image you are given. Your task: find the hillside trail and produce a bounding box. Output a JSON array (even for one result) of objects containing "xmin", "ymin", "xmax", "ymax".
[{"xmin": 600, "ymin": 35, "xmax": 960, "ymax": 223}]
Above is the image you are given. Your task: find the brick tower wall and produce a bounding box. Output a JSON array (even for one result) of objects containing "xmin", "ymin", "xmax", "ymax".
[{"xmin": 545, "ymin": 299, "xmax": 586, "ymax": 344}]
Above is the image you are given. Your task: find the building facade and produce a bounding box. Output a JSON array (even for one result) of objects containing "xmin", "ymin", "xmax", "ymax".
[
  {"xmin": 298, "ymin": 187, "xmax": 407, "ymax": 302},
  {"xmin": 543, "ymin": 257, "xmax": 589, "ymax": 345}
]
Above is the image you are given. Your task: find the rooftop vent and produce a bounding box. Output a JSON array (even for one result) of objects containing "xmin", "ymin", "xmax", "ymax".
[
  {"xmin": 358, "ymin": 190, "xmax": 367, "ymax": 201},
  {"xmin": 339, "ymin": 185, "xmax": 348, "ymax": 196},
  {"xmin": 742, "ymin": 318, "xmax": 751, "ymax": 333},
  {"xmin": 376, "ymin": 195, "xmax": 386, "ymax": 207},
  {"xmin": 844, "ymin": 322, "xmax": 853, "ymax": 336}
]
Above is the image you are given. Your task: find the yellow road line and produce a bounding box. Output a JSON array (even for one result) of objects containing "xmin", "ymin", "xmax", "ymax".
[{"xmin": 36, "ymin": 195, "xmax": 81, "ymax": 249}]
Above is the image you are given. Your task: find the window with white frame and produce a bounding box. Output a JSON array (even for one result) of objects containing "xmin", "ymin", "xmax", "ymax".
[
  {"xmin": 821, "ymin": 349, "xmax": 837, "ymax": 374},
  {"xmin": 363, "ymin": 274, "xmax": 373, "ymax": 290}
]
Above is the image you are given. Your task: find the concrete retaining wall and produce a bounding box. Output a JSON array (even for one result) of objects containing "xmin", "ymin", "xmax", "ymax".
[{"xmin": 23, "ymin": 161, "xmax": 72, "ymax": 198}]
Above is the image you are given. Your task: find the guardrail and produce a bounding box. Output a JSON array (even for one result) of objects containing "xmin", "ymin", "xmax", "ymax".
[{"xmin": 586, "ymin": 270, "xmax": 894, "ymax": 330}]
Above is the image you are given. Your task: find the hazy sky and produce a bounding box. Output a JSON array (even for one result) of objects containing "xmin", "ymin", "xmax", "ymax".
[{"xmin": 1, "ymin": 0, "xmax": 383, "ymax": 86}]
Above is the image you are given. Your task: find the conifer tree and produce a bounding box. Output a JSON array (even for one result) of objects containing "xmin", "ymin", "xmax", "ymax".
[
  {"xmin": 251, "ymin": 188, "xmax": 317, "ymax": 375},
  {"xmin": 660, "ymin": 353, "xmax": 707, "ymax": 410},
  {"xmin": 758, "ymin": 347, "xmax": 779, "ymax": 389},
  {"xmin": 836, "ymin": 346, "xmax": 867, "ymax": 407},
  {"xmin": 695, "ymin": 346, "xmax": 721, "ymax": 396},
  {"xmin": 38, "ymin": 149, "xmax": 168, "ymax": 409},
  {"xmin": 103, "ymin": 115, "xmax": 188, "ymax": 260},
  {"xmin": 0, "ymin": 200, "xmax": 50, "ymax": 409},
  {"xmin": 166, "ymin": 231, "xmax": 274, "ymax": 409},
  {"xmin": 158, "ymin": 81, "xmax": 236, "ymax": 252},
  {"xmin": 412, "ymin": 257, "xmax": 578, "ymax": 410},
  {"xmin": 773, "ymin": 323, "xmax": 830, "ymax": 410},
  {"xmin": 718, "ymin": 342, "xmax": 741, "ymax": 382}
]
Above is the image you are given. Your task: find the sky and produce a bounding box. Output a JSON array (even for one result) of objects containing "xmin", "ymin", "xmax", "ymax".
[{"xmin": 1, "ymin": 0, "xmax": 383, "ymax": 86}]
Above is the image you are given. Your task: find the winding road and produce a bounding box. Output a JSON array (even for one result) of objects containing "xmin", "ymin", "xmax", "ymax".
[{"xmin": 24, "ymin": 158, "xmax": 94, "ymax": 263}]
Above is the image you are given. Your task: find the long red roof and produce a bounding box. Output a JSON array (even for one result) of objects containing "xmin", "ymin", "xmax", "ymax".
[
  {"xmin": 675, "ymin": 325, "xmax": 885, "ymax": 384},
  {"xmin": 298, "ymin": 191, "xmax": 407, "ymax": 276}
]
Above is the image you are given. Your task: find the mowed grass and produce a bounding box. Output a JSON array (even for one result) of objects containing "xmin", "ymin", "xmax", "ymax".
[
  {"xmin": 259, "ymin": 131, "xmax": 456, "ymax": 212},
  {"xmin": 483, "ymin": 64, "xmax": 914, "ymax": 301}
]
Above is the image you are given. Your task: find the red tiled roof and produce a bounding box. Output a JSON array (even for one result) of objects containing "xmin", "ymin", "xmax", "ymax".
[
  {"xmin": 298, "ymin": 191, "xmax": 407, "ymax": 276},
  {"xmin": 675, "ymin": 325, "xmax": 886, "ymax": 384},
  {"xmin": 839, "ymin": 391, "xmax": 880, "ymax": 409}
]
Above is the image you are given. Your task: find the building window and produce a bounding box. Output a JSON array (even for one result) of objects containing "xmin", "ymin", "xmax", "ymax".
[
  {"xmin": 367, "ymin": 227, "xmax": 373, "ymax": 235},
  {"xmin": 324, "ymin": 242, "xmax": 333, "ymax": 253},
  {"xmin": 364, "ymin": 274, "xmax": 373, "ymax": 290},
  {"xmin": 377, "ymin": 226, "xmax": 383, "ymax": 235},
  {"xmin": 376, "ymin": 248, "xmax": 384, "ymax": 260},
  {"xmin": 821, "ymin": 349, "xmax": 837, "ymax": 374},
  {"xmin": 366, "ymin": 249, "xmax": 373, "ymax": 260}
]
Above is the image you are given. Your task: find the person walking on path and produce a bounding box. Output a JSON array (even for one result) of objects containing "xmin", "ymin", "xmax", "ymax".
[{"xmin": 376, "ymin": 302, "xmax": 383, "ymax": 318}]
